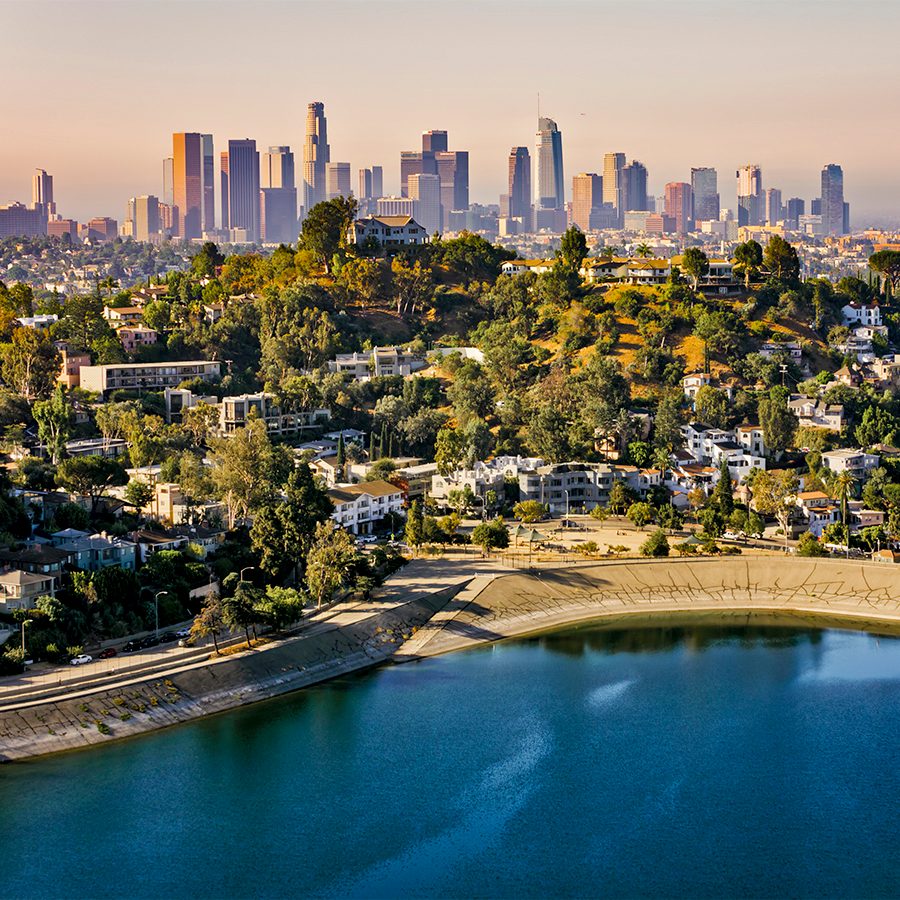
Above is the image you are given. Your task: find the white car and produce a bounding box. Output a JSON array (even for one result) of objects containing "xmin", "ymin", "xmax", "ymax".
[
  {"xmin": 69, "ymin": 654, "xmax": 93, "ymax": 666},
  {"xmin": 175, "ymin": 627, "xmax": 192, "ymax": 638}
]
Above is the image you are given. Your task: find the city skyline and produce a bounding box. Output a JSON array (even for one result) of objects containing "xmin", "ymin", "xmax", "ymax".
[{"xmin": 2, "ymin": 0, "xmax": 899, "ymax": 224}]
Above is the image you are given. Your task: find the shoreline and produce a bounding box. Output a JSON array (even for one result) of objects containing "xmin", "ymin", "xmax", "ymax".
[{"xmin": 2, "ymin": 557, "xmax": 899, "ymax": 762}]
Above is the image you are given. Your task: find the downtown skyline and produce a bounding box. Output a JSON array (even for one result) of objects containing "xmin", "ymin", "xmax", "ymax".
[{"xmin": 2, "ymin": 0, "xmax": 900, "ymax": 224}]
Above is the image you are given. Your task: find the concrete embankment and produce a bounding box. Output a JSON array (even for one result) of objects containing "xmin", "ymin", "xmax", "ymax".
[
  {"xmin": 0, "ymin": 586, "xmax": 459, "ymax": 762},
  {"xmin": 394, "ymin": 557, "xmax": 900, "ymax": 660}
]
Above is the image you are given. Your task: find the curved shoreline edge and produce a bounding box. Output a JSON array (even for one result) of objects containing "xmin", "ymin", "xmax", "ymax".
[{"xmin": 1, "ymin": 557, "xmax": 898, "ymax": 762}]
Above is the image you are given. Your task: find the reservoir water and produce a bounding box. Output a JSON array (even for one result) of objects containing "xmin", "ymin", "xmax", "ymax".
[{"xmin": 2, "ymin": 620, "xmax": 899, "ymax": 899}]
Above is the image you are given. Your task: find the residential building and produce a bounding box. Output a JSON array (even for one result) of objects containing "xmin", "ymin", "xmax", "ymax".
[
  {"xmin": 303, "ymin": 101, "xmax": 330, "ymax": 213},
  {"xmin": 842, "ymin": 302, "xmax": 882, "ymax": 327},
  {"xmin": 328, "ymin": 480, "xmax": 405, "ymax": 535},
  {"xmin": 117, "ymin": 326, "xmax": 158, "ymax": 353},
  {"xmin": 735, "ymin": 425, "xmax": 766, "ymax": 458},
  {"xmin": 58, "ymin": 349, "xmax": 91, "ymax": 388},
  {"xmin": 328, "ymin": 346, "xmax": 426, "ymax": 380},
  {"xmin": 0, "ymin": 545, "xmax": 70, "ymax": 586},
  {"xmin": 79, "ymin": 360, "xmax": 221, "ymax": 394},
  {"xmin": 0, "ymin": 570, "xmax": 55, "ymax": 611},
  {"xmin": 51, "ymin": 531, "xmax": 136, "ymax": 571},
  {"xmin": 347, "ymin": 215, "xmax": 429, "ymax": 248},
  {"xmin": 787, "ymin": 396, "xmax": 846, "ymax": 431},
  {"xmin": 682, "ymin": 372, "xmax": 712, "ymax": 401},
  {"xmin": 820, "ymin": 448, "xmax": 879, "ymax": 476},
  {"xmin": 518, "ymin": 462, "xmax": 619, "ymax": 515}
]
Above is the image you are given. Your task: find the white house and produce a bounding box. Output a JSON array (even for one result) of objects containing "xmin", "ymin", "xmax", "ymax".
[
  {"xmin": 683, "ymin": 372, "xmax": 712, "ymax": 401},
  {"xmin": 328, "ymin": 480, "xmax": 405, "ymax": 535},
  {"xmin": 821, "ymin": 448, "xmax": 880, "ymax": 476},
  {"xmin": 347, "ymin": 215, "xmax": 429, "ymax": 248},
  {"xmin": 842, "ymin": 302, "xmax": 882, "ymax": 328}
]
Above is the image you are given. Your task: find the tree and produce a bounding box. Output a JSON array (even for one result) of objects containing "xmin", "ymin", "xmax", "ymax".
[
  {"xmin": 391, "ymin": 259, "xmax": 433, "ymax": 317},
  {"xmin": 471, "ymin": 517, "xmax": 510, "ymax": 556},
  {"xmin": 557, "ymin": 226, "xmax": 587, "ymax": 270},
  {"xmin": 733, "ymin": 240, "xmax": 763, "ymax": 288},
  {"xmin": 123, "ymin": 479, "xmax": 154, "ymax": 512},
  {"xmin": 590, "ymin": 505, "xmax": 609, "ymax": 526},
  {"xmin": 404, "ymin": 499, "xmax": 424, "ymax": 552},
  {"xmin": 868, "ymin": 249, "xmax": 900, "ymax": 296},
  {"xmin": 681, "ymin": 247, "xmax": 709, "ymax": 290},
  {"xmin": 306, "ymin": 520, "xmax": 359, "ymax": 607},
  {"xmin": 56, "ymin": 455, "xmax": 128, "ymax": 514},
  {"xmin": 750, "ymin": 469, "xmax": 799, "ymax": 547},
  {"xmin": 626, "ymin": 501, "xmax": 654, "ymax": 530},
  {"xmin": 855, "ymin": 406, "xmax": 899, "ymax": 449},
  {"xmin": 608, "ymin": 481, "xmax": 637, "ymax": 515},
  {"xmin": 640, "ymin": 528, "xmax": 670, "ymax": 557},
  {"xmin": 763, "ymin": 235, "xmax": 801, "ymax": 284},
  {"xmin": 32, "ymin": 385, "xmax": 72, "ymax": 464},
  {"xmin": 191, "ymin": 592, "xmax": 226, "ymax": 654},
  {"xmin": 796, "ymin": 532, "xmax": 825, "ymax": 557},
  {"xmin": 513, "ymin": 500, "xmax": 547, "ymax": 523},
  {"xmin": 222, "ymin": 582, "xmax": 264, "ymax": 649},
  {"xmin": 182, "ymin": 402, "xmax": 220, "ymax": 447},
  {"xmin": 256, "ymin": 586, "xmax": 305, "ymax": 631},
  {"xmin": 191, "ymin": 242, "xmax": 225, "ymax": 279},
  {"xmin": 712, "ymin": 458, "xmax": 734, "ymax": 516},
  {"xmin": 758, "ymin": 387, "xmax": 796, "ymax": 461},
  {"xmin": 652, "ymin": 390, "xmax": 684, "ymax": 451},
  {"xmin": 1, "ymin": 328, "xmax": 60, "ymax": 401},
  {"xmin": 658, "ymin": 504, "xmax": 684, "ymax": 533},
  {"xmin": 250, "ymin": 462, "xmax": 333, "ymax": 581},
  {"xmin": 693, "ymin": 386, "xmax": 728, "ymax": 429},
  {"xmin": 299, "ymin": 197, "xmax": 357, "ymax": 273},
  {"xmin": 831, "ymin": 470, "xmax": 856, "ymax": 526}
]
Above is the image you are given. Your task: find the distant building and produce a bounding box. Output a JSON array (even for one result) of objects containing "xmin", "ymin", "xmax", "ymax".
[
  {"xmin": 507, "ymin": 146, "xmax": 532, "ymax": 230},
  {"xmin": 623, "ymin": 160, "xmax": 650, "ymax": 213},
  {"xmin": 765, "ymin": 188, "xmax": 783, "ymax": 226},
  {"xmin": 79, "ymin": 360, "xmax": 221, "ymax": 395},
  {"xmin": 737, "ymin": 163, "xmax": 763, "ymax": 226},
  {"xmin": 664, "ymin": 182, "xmax": 693, "ymax": 233},
  {"xmin": 303, "ymin": 101, "xmax": 330, "ymax": 213},
  {"xmin": 173, "ymin": 132, "xmax": 209, "ymax": 239},
  {"xmin": 571, "ymin": 173, "xmax": 602, "ymax": 232},
  {"xmin": 408, "ymin": 173, "xmax": 442, "ymax": 235},
  {"xmin": 435, "ymin": 150, "xmax": 469, "ymax": 229},
  {"xmin": 0, "ymin": 202, "xmax": 45, "ymax": 238},
  {"xmin": 32, "ymin": 168, "xmax": 55, "ymax": 217},
  {"xmin": 603, "ymin": 152, "xmax": 626, "ymax": 224},
  {"xmin": 785, "ymin": 197, "xmax": 805, "ymax": 230},
  {"xmin": 260, "ymin": 146, "xmax": 298, "ymax": 243},
  {"xmin": 87, "ymin": 217, "xmax": 118, "ymax": 242},
  {"xmin": 127, "ymin": 195, "xmax": 160, "ymax": 243},
  {"xmin": 227, "ymin": 139, "xmax": 260, "ymax": 242},
  {"xmin": 535, "ymin": 116, "xmax": 565, "ymax": 212},
  {"xmin": 326, "ymin": 162, "xmax": 351, "ymax": 200},
  {"xmin": 47, "ymin": 219, "xmax": 78, "ymax": 240},
  {"xmin": 690, "ymin": 167, "xmax": 719, "ymax": 222},
  {"xmin": 821, "ymin": 163, "xmax": 846, "ymax": 236}
]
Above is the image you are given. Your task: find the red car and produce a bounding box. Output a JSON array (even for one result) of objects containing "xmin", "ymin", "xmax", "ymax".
[{"xmin": 97, "ymin": 647, "xmax": 118, "ymax": 659}]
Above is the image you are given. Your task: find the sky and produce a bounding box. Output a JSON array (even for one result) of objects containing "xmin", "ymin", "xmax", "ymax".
[{"xmin": 2, "ymin": 0, "xmax": 900, "ymax": 225}]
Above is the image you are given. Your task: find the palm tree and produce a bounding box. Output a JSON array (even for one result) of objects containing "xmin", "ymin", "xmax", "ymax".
[
  {"xmin": 98, "ymin": 276, "xmax": 119, "ymax": 297},
  {"xmin": 635, "ymin": 243, "xmax": 652, "ymax": 259},
  {"xmin": 652, "ymin": 446, "xmax": 671, "ymax": 486},
  {"xmin": 831, "ymin": 470, "xmax": 856, "ymax": 527}
]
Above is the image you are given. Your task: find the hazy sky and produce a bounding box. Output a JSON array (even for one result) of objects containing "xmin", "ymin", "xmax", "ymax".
[{"xmin": 3, "ymin": 0, "xmax": 899, "ymax": 224}]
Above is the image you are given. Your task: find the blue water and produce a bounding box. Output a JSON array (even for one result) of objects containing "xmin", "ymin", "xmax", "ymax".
[{"xmin": 2, "ymin": 621, "xmax": 899, "ymax": 899}]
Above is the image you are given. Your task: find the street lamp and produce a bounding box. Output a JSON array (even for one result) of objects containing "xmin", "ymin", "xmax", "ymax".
[
  {"xmin": 20, "ymin": 618, "xmax": 32, "ymax": 659},
  {"xmin": 240, "ymin": 566, "xmax": 256, "ymax": 582},
  {"xmin": 154, "ymin": 591, "xmax": 168, "ymax": 640}
]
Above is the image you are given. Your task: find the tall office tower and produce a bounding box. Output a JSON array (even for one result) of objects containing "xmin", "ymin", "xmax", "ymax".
[
  {"xmin": 765, "ymin": 188, "xmax": 783, "ymax": 226},
  {"xmin": 303, "ymin": 101, "xmax": 330, "ymax": 213},
  {"xmin": 842, "ymin": 201, "xmax": 850, "ymax": 235},
  {"xmin": 32, "ymin": 169, "xmax": 55, "ymax": 217},
  {"xmin": 507, "ymin": 146, "xmax": 532, "ymax": 228},
  {"xmin": 664, "ymin": 182, "xmax": 693, "ymax": 234},
  {"xmin": 422, "ymin": 130, "xmax": 448, "ymax": 154},
  {"xmin": 359, "ymin": 168, "xmax": 373, "ymax": 200},
  {"xmin": 220, "ymin": 152, "xmax": 229, "ymax": 229},
  {"xmin": 623, "ymin": 160, "xmax": 649, "ymax": 212},
  {"xmin": 602, "ymin": 152, "xmax": 626, "ymax": 219},
  {"xmin": 173, "ymin": 132, "xmax": 204, "ymax": 239},
  {"xmin": 435, "ymin": 151, "xmax": 469, "ymax": 227},
  {"xmin": 326, "ymin": 162, "xmax": 352, "ymax": 199},
  {"xmin": 400, "ymin": 150, "xmax": 437, "ymax": 197},
  {"xmin": 200, "ymin": 135, "xmax": 215, "ymax": 233},
  {"xmin": 371, "ymin": 166, "xmax": 383, "ymax": 199},
  {"xmin": 534, "ymin": 117, "xmax": 564, "ymax": 210},
  {"xmin": 690, "ymin": 167, "xmax": 719, "ymax": 222},
  {"xmin": 736, "ymin": 164, "xmax": 763, "ymax": 226},
  {"xmin": 821, "ymin": 163, "xmax": 845, "ymax": 235},
  {"xmin": 261, "ymin": 146, "xmax": 298, "ymax": 244},
  {"xmin": 227, "ymin": 139, "xmax": 260, "ymax": 242},
  {"xmin": 162, "ymin": 157, "xmax": 174, "ymax": 207},
  {"xmin": 128, "ymin": 195, "xmax": 160, "ymax": 242},
  {"xmin": 571, "ymin": 173, "xmax": 603, "ymax": 231},
  {"xmin": 408, "ymin": 173, "xmax": 442, "ymax": 235},
  {"xmin": 810, "ymin": 198, "xmax": 822, "ymax": 215},
  {"xmin": 785, "ymin": 197, "xmax": 805, "ymax": 230}
]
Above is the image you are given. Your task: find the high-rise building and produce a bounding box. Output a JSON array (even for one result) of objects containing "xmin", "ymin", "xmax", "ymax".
[
  {"xmin": 162, "ymin": 157, "xmax": 174, "ymax": 208},
  {"xmin": 422, "ymin": 130, "xmax": 448, "ymax": 154},
  {"xmin": 400, "ymin": 150, "xmax": 437, "ymax": 197},
  {"xmin": 87, "ymin": 217, "xmax": 118, "ymax": 242},
  {"xmin": 785, "ymin": 197, "xmax": 805, "ymax": 230},
  {"xmin": 201, "ymin": 134, "xmax": 215, "ymax": 233},
  {"xmin": 173, "ymin": 132, "xmax": 204, "ymax": 239},
  {"xmin": 435, "ymin": 151, "xmax": 469, "ymax": 227},
  {"xmin": 326, "ymin": 162, "xmax": 351, "ymax": 200},
  {"xmin": 507, "ymin": 147, "xmax": 532, "ymax": 228},
  {"xmin": 810, "ymin": 198, "xmax": 822, "ymax": 215},
  {"xmin": 765, "ymin": 188, "xmax": 783, "ymax": 226},
  {"xmin": 603, "ymin": 153, "xmax": 626, "ymax": 221},
  {"xmin": 261, "ymin": 146, "xmax": 297, "ymax": 244},
  {"xmin": 736, "ymin": 164, "xmax": 763, "ymax": 227},
  {"xmin": 535, "ymin": 117, "xmax": 564, "ymax": 210},
  {"xmin": 571, "ymin": 173, "xmax": 602, "ymax": 231},
  {"xmin": 128, "ymin": 195, "xmax": 160, "ymax": 242},
  {"xmin": 0, "ymin": 203, "xmax": 46, "ymax": 238},
  {"xmin": 372, "ymin": 166, "xmax": 383, "ymax": 200},
  {"xmin": 408, "ymin": 173, "xmax": 442, "ymax": 235},
  {"xmin": 227, "ymin": 139, "xmax": 260, "ymax": 242},
  {"xmin": 32, "ymin": 169, "xmax": 55, "ymax": 217},
  {"xmin": 303, "ymin": 101, "xmax": 330, "ymax": 214},
  {"xmin": 359, "ymin": 168, "xmax": 373, "ymax": 200},
  {"xmin": 220, "ymin": 152, "xmax": 229, "ymax": 230},
  {"xmin": 821, "ymin": 163, "xmax": 845, "ymax": 236},
  {"xmin": 664, "ymin": 182, "xmax": 693, "ymax": 234},
  {"xmin": 690, "ymin": 167, "xmax": 719, "ymax": 222},
  {"xmin": 623, "ymin": 160, "xmax": 649, "ymax": 213}
]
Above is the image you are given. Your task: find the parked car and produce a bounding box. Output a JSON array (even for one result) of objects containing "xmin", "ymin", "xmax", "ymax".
[
  {"xmin": 175, "ymin": 627, "xmax": 192, "ymax": 638},
  {"xmin": 122, "ymin": 640, "xmax": 142, "ymax": 652},
  {"xmin": 97, "ymin": 647, "xmax": 118, "ymax": 659},
  {"xmin": 139, "ymin": 636, "xmax": 160, "ymax": 650},
  {"xmin": 158, "ymin": 632, "xmax": 178, "ymax": 644},
  {"xmin": 357, "ymin": 534, "xmax": 378, "ymax": 544},
  {"xmin": 69, "ymin": 654, "xmax": 93, "ymax": 666}
]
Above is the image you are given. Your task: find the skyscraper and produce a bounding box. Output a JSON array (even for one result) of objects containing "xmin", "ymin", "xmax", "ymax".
[
  {"xmin": 785, "ymin": 197, "xmax": 805, "ymax": 230},
  {"xmin": 602, "ymin": 152, "xmax": 626, "ymax": 220},
  {"xmin": 227, "ymin": 139, "xmax": 260, "ymax": 242},
  {"xmin": 400, "ymin": 150, "xmax": 437, "ymax": 197},
  {"xmin": 303, "ymin": 101, "xmax": 329, "ymax": 213},
  {"xmin": 359, "ymin": 168, "xmax": 373, "ymax": 201},
  {"xmin": 690, "ymin": 167, "xmax": 719, "ymax": 222},
  {"xmin": 571, "ymin": 173, "xmax": 603, "ymax": 232},
  {"xmin": 372, "ymin": 166, "xmax": 383, "ymax": 199},
  {"xmin": 408, "ymin": 173, "xmax": 442, "ymax": 235},
  {"xmin": 422, "ymin": 130, "xmax": 448, "ymax": 154},
  {"xmin": 664, "ymin": 182, "xmax": 693, "ymax": 234},
  {"xmin": 173, "ymin": 132, "xmax": 204, "ymax": 239},
  {"xmin": 507, "ymin": 147, "xmax": 532, "ymax": 228},
  {"xmin": 435, "ymin": 151, "xmax": 469, "ymax": 228},
  {"xmin": 326, "ymin": 162, "xmax": 352, "ymax": 200},
  {"xmin": 821, "ymin": 163, "xmax": 845, "ymax": 235},
  {"xmin": 736, "ymin": 164, "xmax": 763, "ymax": 227},
  {"xmin": 623, "ymin": 161, "xmax": 649, "ymax": 213},
  {"xmin": 261, "ymin": 146, "xmax": 297, "ymax": 244},
  {"xmin": 535, "ymin": 117, "xmax": 564, "ymax": 210},
  {"xmin": 220, "ymin": 152, "xmax": 229, "ymax": 230},
  {"xmin": 32, "ymin": 169, "xmax": 55, "ymax": 217},
  {"xmin": 201, "ymin": 134, "xmax": 215, "ymax": 233},
  {"xmin": 162, "ymin": 157, "xmax": 174, "ymax": 208},
  {"xmin": 765, "ymin": 188, "xmax": 783, "ymax": 226},
  {"xmin": 129, "ymin": 195, "xmax": 160, "ymax": 243}
]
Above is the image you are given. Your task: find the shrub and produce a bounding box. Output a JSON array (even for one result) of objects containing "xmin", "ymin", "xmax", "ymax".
[{"xmin": 640, "ymin": 529, "xmax": 670, "ymax": 557}]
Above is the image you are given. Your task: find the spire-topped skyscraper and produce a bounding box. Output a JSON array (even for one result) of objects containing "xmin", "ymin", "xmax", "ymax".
[
  {"xmin": 534, "ymin": 116, "xmax": 564, "ymax": 211},
  {"xmin": 303, "ymin": 101, "xmax": 330, "ymax": 215}
]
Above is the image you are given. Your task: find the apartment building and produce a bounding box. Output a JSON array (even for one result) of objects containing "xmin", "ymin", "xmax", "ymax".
[
  {"xmin": 328, "ymin": 480, "xmax": 405, "ymax": 534},
  {"xmin": 80, "ymin": 360, "xmax": 221, "ymax": 394}
]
